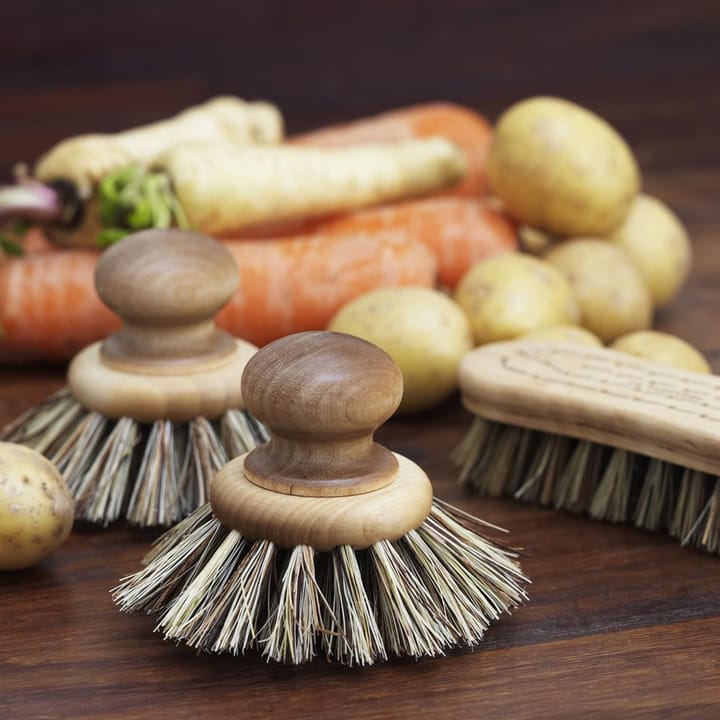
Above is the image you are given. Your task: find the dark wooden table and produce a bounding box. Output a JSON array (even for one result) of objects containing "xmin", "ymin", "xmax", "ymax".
[{"xmin": 2, "ymin": 1, "xmax": 720, "ymax": 718}]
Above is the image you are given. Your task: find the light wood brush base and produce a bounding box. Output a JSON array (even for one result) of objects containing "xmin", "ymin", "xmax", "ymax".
[
  {"xmin": 68, "ymin": 338, "xmax": 257, "ymax": 422},
  {"xmin": 459, "ymin": 341, "xmax": 720, "ymax": 477},
  {"xmin": 211, "ymin": 452, "xmax": 433, "ymax": 550}
]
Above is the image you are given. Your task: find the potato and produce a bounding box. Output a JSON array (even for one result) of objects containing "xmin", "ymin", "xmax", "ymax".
[
  {"xmin": 454, "ymin": 253, "xmax": 579, "ymax": 345},
  {"xmin": 545, "ymin": 239, "xmax": 652, "ymax": 343},
  {"xmin": 611, "ymin": 331, "xmax": 710, "ymax": 373},
  {"xmin": 328, "ymin": 286, "xmax": 472, "ymax": 414},
  {"xmin": 611, "ymin": 194, "xmax": 692, "ymax": 307},
  {"xmin": 487, "ymin": 96, "xmax": 640, "ymax": 236},
  {"xmin": 0, "ymin": 442, "xmax": 73, "ymax": 570},
  {"xmin": 519, "ymin": 325, "xmax": 603, "ymax": 347}
]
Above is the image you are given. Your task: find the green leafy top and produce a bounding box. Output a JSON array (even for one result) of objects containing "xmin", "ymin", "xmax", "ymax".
[{"xmin": 96, "ymin": 166, "xmax": 190, "ymax": 247}]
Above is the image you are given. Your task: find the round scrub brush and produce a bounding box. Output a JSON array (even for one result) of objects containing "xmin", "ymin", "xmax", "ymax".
[
  {"xmin": 1, "ymin": 229, "xmax": 267, "ymax": 527},
  {"xmin": 113, "ymin": 331, "xmax": 528, "ymax": 666}
]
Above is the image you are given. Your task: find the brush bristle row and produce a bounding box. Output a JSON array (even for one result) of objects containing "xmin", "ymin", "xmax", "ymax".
[
  {"xmin": 112, "ymin": 501, "xmax": 528, "ymax": 665},
  {"xmin": 457, "ymin": 417, "xmax": 720, "ymax": 554},
  {"xmin": 0, "ymin": 390, "xmax": 268, "ymax": 527}
]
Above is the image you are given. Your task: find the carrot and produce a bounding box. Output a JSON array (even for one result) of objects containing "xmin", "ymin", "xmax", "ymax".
[
  {"xmin": 217, "ymin": 231, "xmax": 437, "ymax": 346},
  {"xmin": 291, "ymin": 102, "xmax": 493, "ymax": 198},
  {"xmin": 0, "ymin": 230, "xmax": 436, "ymax": 362},
  {"xmin": 0, "ymin": 249, "xmax": 120, "ymax": 361},
  {"xmin": 300, "ymin": 197, "xmax": 517, "ymax": 289}
]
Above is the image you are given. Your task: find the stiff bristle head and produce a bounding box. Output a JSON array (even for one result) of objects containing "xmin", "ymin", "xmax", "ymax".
[
  {"xmin": 112, "ymin": 499, "xmax": 528, "ymax": 666},
  {"xmin": 0, "ymin": 389, "xmax": 266, "ymax": 527},
  {"xmin": 455, "ymin": 417, "xmax": 720, "ymax": 555}
]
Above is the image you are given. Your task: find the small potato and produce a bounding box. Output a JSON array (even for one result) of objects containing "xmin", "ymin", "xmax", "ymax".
[
  {"xmin": 454, "ymin": 253, "xmax": 579, "ymax": 345},
  {"xmin": 487, "ymin": 96, "xmax": 640, "ymax": 236},
  {"xmin": 519, "ymin": 324, "xmax": 603, "ymax": 347},
  {"xmin": 0, "ymin": 442, "xmax": 73, "ymax": 570},
  {"xmin": 611, "ymin": 331, "xmax": 710, "ymax": 373},
  {"xmin": 611, "ymin": 194, "xmax": 692, "ymax": 307},
  {"xmin": 328, "ymin": 286, "xmax": 473, "ymax": 414},
  {"xmin": 545, "ymin": 239, "xmax": 652, "ymax": 343}
]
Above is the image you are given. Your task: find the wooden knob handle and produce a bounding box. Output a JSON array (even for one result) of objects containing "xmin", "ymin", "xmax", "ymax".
[
  {"xmin": 240, "ymin": 331, "xmax": 403, "ymax": 497},
  {"xmin": 95, "ymin": 229, "xmax": 238, "ymax": 370}
]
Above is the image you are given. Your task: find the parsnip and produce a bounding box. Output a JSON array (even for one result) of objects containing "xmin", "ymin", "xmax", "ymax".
[
  {"xmin": 152, "ymin": 138, "xmax": 467, "ymax": 235},
  {"xmin": 35, "ymin": 97, "xmax": 284, "ymax": 199}
]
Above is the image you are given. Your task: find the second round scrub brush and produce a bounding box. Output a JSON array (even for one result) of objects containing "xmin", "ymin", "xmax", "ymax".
[
  {"xmin": 114, "ymin": 331, "xmax": 528, "ymax": 666},
  {"xmin": 1, "ymin": 229, "xmax": 266, "ymax": 527}
]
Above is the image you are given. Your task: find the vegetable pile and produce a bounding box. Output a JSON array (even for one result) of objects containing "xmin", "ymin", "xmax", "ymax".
[{"xmin": 0, "ymin": 93, "xmax": 706, "ymax": 412}]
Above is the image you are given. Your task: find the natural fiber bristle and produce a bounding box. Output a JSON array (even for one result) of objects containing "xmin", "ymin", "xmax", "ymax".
[
  {"xmin": 0, "ymin": 389, "xmax": 268, "ymax": 527},
  {"xmin": 112, "ymin": 500, "xmax": 528, "ymax": 666},
  {"xmin": 456, "ymin": 417, "xmax": 720, "ymax": 555}
]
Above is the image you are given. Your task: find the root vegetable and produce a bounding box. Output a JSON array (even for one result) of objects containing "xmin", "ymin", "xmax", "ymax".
[
  {"xmin": 611, "ymin": 194, "xmax": 692, "ymax": 307},
  {"xmin": 487, "ymin": 96, "xmax": 640, "ymax": 236},
  {"xmin": 292, "ymin": 101, "xmax": 493, "ymax": 197},
  {"xmin": 519, "ymin": 325, "xmax": 603, "ymax": 347},
  {"xmin": 1, "ymin": 97, "xmax": 284, "ymax": 248},
  {"xmin": 0, "ymin": 229, "xmax": 436, "ymax": 361},
  {"xmin": 454, "ymin": 253, "xmax": 579, "ymax": 345},
  {"xmin": 0, "ymin": 442, "xmax": 73, "ymax": 570},
  {"xmin": 35, "ymin": 96, "xmax": 284, "ymax": 198},
  {"xmin": 545, "ymin": 239, "xmax": 652, "ymax": 343},
  {"xmin": 152, "ymin": 139, "xmax": 466, "ymax": 237},
  {"xmin": 297, "ymin": 196, "xmax": 517, "ymax": 288},
  {"xmin": 611, "ymin": 331, "xmax": 710, "ymax": 373},
  {"xmin": 217, "ymin": 232, "xmax": 437, "ymax": 347},
  {"xmin": 328, "ymin": 287, "xmax": 473, "ymax": 413}
]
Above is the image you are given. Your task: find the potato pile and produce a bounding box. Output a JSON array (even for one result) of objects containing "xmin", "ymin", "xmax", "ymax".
[
  {"xmin": 466, "ymin": 96, "xmax": 702, "ymax": 369},
  {"xmin": 327, "ymin": 95, "xmax": 705, "ymax": 413}
]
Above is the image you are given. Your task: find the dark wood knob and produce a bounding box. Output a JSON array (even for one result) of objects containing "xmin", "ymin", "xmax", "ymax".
[
  {"xmin": 95, "ymin": 229, "xmax": 238, "ymax": 370},
  {"xmin": 241, "ymin": 331, "xmax": 403, "ymax": 496},
  {"xmin": 95, "ymin": 229, "xmax": 238, "ymax": 325}
]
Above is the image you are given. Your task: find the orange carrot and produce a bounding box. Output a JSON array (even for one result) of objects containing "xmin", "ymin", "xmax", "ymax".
[
  {"xmin": 291, "ymin": 102, "xmax": 493, "ymax": 198},
  {"xmin": 0, "ymin": 230, "xmax": 435, "ymax": 362},
  {"xmin": 0, "ymin": 249, "xmax": 120, "ymax": 362},
  {"xmin": 299, "ymin": 197, "xmax": 517, "ymax": 289},
  {"xmin": 216, "ymin": 231, "xmax": 436, "ymax": 346}
]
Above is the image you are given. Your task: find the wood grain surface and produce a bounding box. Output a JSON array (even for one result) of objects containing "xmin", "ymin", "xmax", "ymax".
[{"xmin": 2, "ymin": 1, "xmax": 720, "ymax": 718}]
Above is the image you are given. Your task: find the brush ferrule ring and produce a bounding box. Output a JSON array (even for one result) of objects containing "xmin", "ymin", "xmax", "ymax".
[
  {"xmin": 67, "ymin": 338, "xmax": 256, "ymax": 422},
  {"xmin": 210, "ymin": 452, "xmax": 433, "ymax": 551}
]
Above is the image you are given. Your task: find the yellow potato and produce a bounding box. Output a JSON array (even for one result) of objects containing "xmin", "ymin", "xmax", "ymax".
[
  {"xmin": 487, "ymin": 96, "xmax": 640, "ymax": 236},
  {"xmin": 611, "ymin": 331, "xmax": 710, "ymax": 373},
  {"xmin": 545, "ymin": 239, "xmax": 652, "ymax": 343},
  {"xmin": 519, "ymin": 325, "xmax": 603, "ymax": 347},
  {"xmin": 611, "ymin": 194, "xmax": 692, "ymax": 307},
  {"xmin": 454, "ymin": 253, "xmax": 579, "ymax": 345},
  {"xmin": 328, "ymin": 286, "xmax": 473, "ymax": 414},
  {"xmin": 0, "ymin": 442, "xmax": 73, "ymax": 570}
]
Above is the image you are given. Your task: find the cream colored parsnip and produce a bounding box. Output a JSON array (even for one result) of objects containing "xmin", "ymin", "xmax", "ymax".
[
  {"xmin": 0, "ymin": 443, "xmax": 73, "ymax": 570},
  {"xmin": 154, "ymin": 138, "xmax": 467, "ymax": 236},
  {"xmin": 35, "ymin": 96, "xmax": 284, "ymax": 198},
  {"xmin": 328, "ymin": 287, "xmax": 473, "ymax": 414}
]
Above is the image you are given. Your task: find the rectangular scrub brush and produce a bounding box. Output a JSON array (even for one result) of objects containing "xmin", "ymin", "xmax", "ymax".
[{"xmin": 454, "ymin": 341, "xmax": 720, "ymax": 554}]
